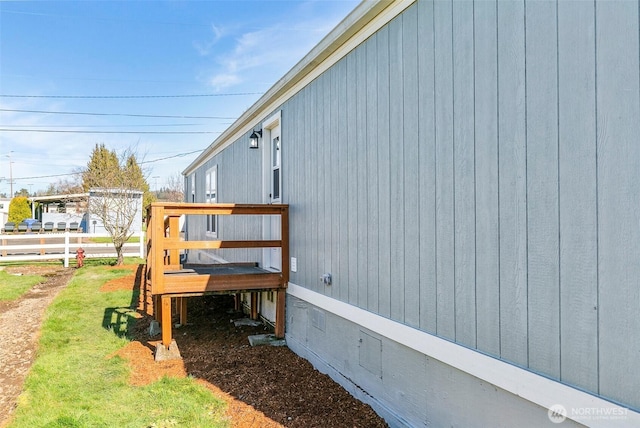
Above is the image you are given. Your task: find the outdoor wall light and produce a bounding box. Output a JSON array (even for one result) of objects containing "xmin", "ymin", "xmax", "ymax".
[{"xmin": 249, "ymin": 129, "xmax": 262, "ymax": 149}]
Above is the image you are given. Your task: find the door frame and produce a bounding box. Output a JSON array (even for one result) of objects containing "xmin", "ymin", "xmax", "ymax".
[{"xmin": 261, "ymin": 111, "xmax": 282, "ymax": 272}]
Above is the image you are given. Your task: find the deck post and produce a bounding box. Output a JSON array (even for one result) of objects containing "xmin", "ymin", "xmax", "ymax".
[
  {"xmin": 161, "ymin": 295, "xmax": 172, "ymax": 347},
  {"xmin": 275, "ymin": 289, "xmax": 286, "ymax": 338},
  {"xmin": 178, "ymin": 297, "xmax": 188, "ymax": 325},
  {"xmin": 152, "ymin": 205, "xmax": 166, "ymax": 294},
  {"xmin": 251, "ymin": 293, "xmax": 259, "ymax": 320},
  {"xmin": 153, "ymin": 295, "xmax": 161, "ymax": 321}
]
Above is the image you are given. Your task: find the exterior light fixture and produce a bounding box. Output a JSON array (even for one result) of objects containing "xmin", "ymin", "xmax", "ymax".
[{"xmin": 249, "ymin": 129, "xmax": 262, "ymax": 149}]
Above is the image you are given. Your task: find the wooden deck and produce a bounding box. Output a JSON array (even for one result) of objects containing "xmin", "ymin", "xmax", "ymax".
[{"xmin": 144, "ymin": 203, "xmax": 289, "ymax": 348}]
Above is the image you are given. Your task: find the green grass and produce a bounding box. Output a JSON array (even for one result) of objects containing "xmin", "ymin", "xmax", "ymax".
[
  {"xmin": 89, "ymin": 236, "xmax": 140, "ymax": 244},
  {"xmin": 8, "ymin": 264, "xmax": 228, "ymax": 428},
  {"xmin": 0, "ymin": 270, "xmax": 45, "ymax": 301}
]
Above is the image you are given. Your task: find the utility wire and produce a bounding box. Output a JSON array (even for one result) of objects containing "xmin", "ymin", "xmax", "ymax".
[
  {"xmin": 0, "ymin": 93, "xmax": 263, "ymax": 99},
  {"xmin": 0, "ymin": 128, "xmax": 220, "ymax": 134},
  {"xmin": 2, "ymin": 123, "xmax": 204, "ymax": 128},
  {"xmin": 10, "ymin": 149, "xmax": 206, "ymax": 181},
  {"xmin": 140, "ymin": 149, "xmax": 204, "ymax": 164},
  {"xmin": 0, "ymin": 108, "xmax": 237, "ymax": 120}
]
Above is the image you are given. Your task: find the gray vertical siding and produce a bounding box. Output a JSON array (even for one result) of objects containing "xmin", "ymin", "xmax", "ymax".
[
  {"xmin": 557, "ymin": 0, "xmax": 598, "ymax": 394},
  {"xmin": 595, "ymin": 0, "xmax": 640, "ymax": 407},
  {"xmin": 473, "ymin": 0, "xmax": 500, "ymax": 358},
  {"xmin": 497, "ymin": 0, "xmax": 528, "ymax": 368},
  {"xmin": 525, "ymin": 0, "xmax": 560, "ymax": 378},
  {"xmin": 434, "ymin": 0, "xmax": 456, "ymax": 342},
  {"xmin": 417, "ymin": 0, "xmax": 437, "ymax": 335},
  {"xmin": 191, "ymin": 0, "xmax": 640, "ymax": 411},
  {"xmin": 452, "ymin": 0, "xmax": 476, "ymax": 349}
]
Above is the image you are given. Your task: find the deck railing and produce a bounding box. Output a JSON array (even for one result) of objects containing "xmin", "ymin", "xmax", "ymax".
[{"xmin": 145, "ymin": 202, "xmax": 289, "ymax": 348}]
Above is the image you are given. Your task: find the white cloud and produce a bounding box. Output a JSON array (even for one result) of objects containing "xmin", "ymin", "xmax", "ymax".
[
  {"xmin": 208, "ymin": 73, "xmax": 242, "ymax": 89},
  {"xmin": 203, "ymin": 2, "xmax": 351, "ymax": 91},
  {"xmin": 193, "ymin": 24, "xmax": 225, "ymax": 56}
]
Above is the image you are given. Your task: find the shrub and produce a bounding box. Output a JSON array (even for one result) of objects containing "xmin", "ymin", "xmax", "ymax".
[{"xmin": 8, "ymin": 196, "xmax": 32, "ymax": 223}]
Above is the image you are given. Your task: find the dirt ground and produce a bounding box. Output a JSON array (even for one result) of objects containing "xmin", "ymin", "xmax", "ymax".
[
  {"xmin": 1, "ymin": 264, "xmax": 388, "ymax": 428},
  {"xmin": 0, "ymin": 265, "xmax": 75, "ymax": 427}
]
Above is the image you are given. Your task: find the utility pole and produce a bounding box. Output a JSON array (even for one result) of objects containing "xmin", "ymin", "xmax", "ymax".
[
  {"xmin": 153, "ymin": 176, "xmax": 160, "ymax": 197},
  {"xmin": 5, "ymin": 152, "xmax": 13, "ymax": 197}
]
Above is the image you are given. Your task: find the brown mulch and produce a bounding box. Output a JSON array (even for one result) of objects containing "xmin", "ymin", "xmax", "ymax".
[{"xmin": 2, "ymin": 265, "xmax": 388, "ymax": 428}]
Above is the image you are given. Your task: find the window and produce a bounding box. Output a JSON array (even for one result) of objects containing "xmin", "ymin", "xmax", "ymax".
[
  {"xmin": 206, "ymin": 166, "xmax": 217, "ymax": 236},
  {"xmin": 191, "ymin": 174, "xmax": 195, "ymax": 203},
  {"xmin": 271, "ymin": 136, "xmax": 281, "ymax": 201}
]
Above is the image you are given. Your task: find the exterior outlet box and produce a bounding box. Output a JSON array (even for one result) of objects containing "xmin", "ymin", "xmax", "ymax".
[{"xmin": 291, "ymin": 257, "xmax": 297, "ymax": 272}]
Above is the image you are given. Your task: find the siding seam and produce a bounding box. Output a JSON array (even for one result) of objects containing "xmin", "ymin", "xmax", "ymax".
[
  {"xmin": 496, "ymin": 0, "xmax": 502, "ymax": 360},
  {"xmin": 593, "ymin": 0, "xmax": 600, "ymax": 395},
  {"xmin": 555, "ymin": 0, "xmax": 562, "ymax": 382},
  {"xmin": 451, "ymin": 0, "xmax": 457, "ymax": 342},
  {"xmin": 524, "ymin": 0, "xmax": 530, "ymax": 370}
]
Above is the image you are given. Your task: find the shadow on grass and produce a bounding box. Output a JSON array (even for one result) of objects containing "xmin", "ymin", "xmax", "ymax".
[{"xmin": 101, "ymin": 264, "xmax": 144, "ymax": 339}]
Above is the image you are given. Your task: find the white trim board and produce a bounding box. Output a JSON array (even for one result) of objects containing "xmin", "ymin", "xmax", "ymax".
[{"xmin": 287, "ymin": 283, "xmax": 640, "ymax": 427}]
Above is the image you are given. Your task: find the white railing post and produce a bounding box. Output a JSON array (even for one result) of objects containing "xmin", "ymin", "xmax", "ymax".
[{"xmin": 64, "ymin": 231, "xmax": 70, "ymax": 268}]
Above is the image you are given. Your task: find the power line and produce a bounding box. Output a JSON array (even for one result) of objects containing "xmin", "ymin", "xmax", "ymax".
[
  {"xmin": 10, "ymin": 149, "xmax": 206, "ymax": 180},
  {"xmin": 140, "ymin": 149, "xmax": 204, "ymax": 164},
  {"xmin": 0, "ymin": 128, "xmax": 221, "ymax": 134},
  {"xmin": 0, "ymin": 108, "xmax": 236, "ymax": 120},
  {"xmin": 0, "ymin": 92, "xmax": 263, "ymax": 99},
  {"xmin": 2, "ymin": 124, "xmax": 204, "ymax": 128}
]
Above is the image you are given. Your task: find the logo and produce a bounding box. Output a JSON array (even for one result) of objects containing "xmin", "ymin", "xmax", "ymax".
[{"xmin": 548, "ymin": 404, "xmax": 567, "ymax": 424}]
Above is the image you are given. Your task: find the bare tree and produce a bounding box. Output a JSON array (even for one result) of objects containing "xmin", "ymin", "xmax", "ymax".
[
  {"xmin": 89, "ymin": 188, "xmax": 142, "ymax": 265},
  {"xmin": 84, "ymin": 144, "xmax": 148, "ymax": 265},
  {"xmin": 164, "ymin": 172, "xmax": 185, "ymax": 202}
]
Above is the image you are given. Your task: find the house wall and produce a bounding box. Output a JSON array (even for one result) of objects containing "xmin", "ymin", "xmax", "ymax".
[
  {"xmin": 186, "ymin": 136, "xmax": 264, "ymax": 263},
  {"xmin": 0, "ymin": 199, "xmax": 10, "ymax": 225},
  {"xmin": 86, "ymin": 191, "xmax": 144, "ymax": 235},
  {"xmin": 186, "ymin": 0, "xmax": 640, "ymax": 424}
]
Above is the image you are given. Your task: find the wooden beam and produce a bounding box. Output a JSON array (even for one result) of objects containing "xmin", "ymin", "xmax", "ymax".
[
  {"xmin": 275, "ymin": 289, "xmax": 286, "ymax": 338},
  {"xmin": 153, "ymin": 295, "xmax": 161, "ymax": 321},
  {"xmin": 151, "ymin": 205, "xmax": 166, "ymax": 294},
  {"xmin": 161, "ymin": 295, "xmax": 172, "ymax": 347},
  {"xmin": 251, "ymin": 293, "xmax": 258, "ymax": 320},
  {"xmin": 160, "ymin": 203, "xmax": 288, "ymax": 217},
  {"xmin": 159, "ymin": 273, "xmax": 283, "ymax": 294},
  {"xmin": 163, "ymin": 239, "xmax": 282, "ymax": 250},
  {"xmin": 281, "ymin": 206, "xmax": 290, "ymax": 283},
  {"xmin": 178, "ymin": 297, "xmax": 188, "ymax": 325}
]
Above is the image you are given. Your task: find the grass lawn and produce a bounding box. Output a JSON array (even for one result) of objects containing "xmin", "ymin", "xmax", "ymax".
[
  {"xmin": 8, "ymin": 261, "xmax": 228, "ymax": 428},
  {"xmin": 89, "ymin": 236, "xmax": 140, "ymax": 244},
  {"xmin": 0, "ymin": 270, "xmax": 45, "ymax": 301}
]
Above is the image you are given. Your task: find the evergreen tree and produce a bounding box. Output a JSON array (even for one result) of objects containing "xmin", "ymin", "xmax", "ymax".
[
  {"xmin": 82, "ymin": 144, "xmax": 120, "ymax": 192},
  {"xmin": 125, "ymin": 154, "xmax": 156, "ymax": 210}
]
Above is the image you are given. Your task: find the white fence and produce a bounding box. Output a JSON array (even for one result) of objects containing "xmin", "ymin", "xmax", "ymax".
[{"xmin": 0, "ymin": 232, "xmax": 145, "ymax": 267}]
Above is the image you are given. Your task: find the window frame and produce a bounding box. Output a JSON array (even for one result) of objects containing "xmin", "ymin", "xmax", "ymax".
[{"xmin": 205, "ymin": 165, "xmax": 218, "ymax": 237}]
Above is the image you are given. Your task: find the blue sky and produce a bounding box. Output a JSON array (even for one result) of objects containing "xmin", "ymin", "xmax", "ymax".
[{"xmin": 0, "ymin": 0, "xmax": 359, "ymax": 197}]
